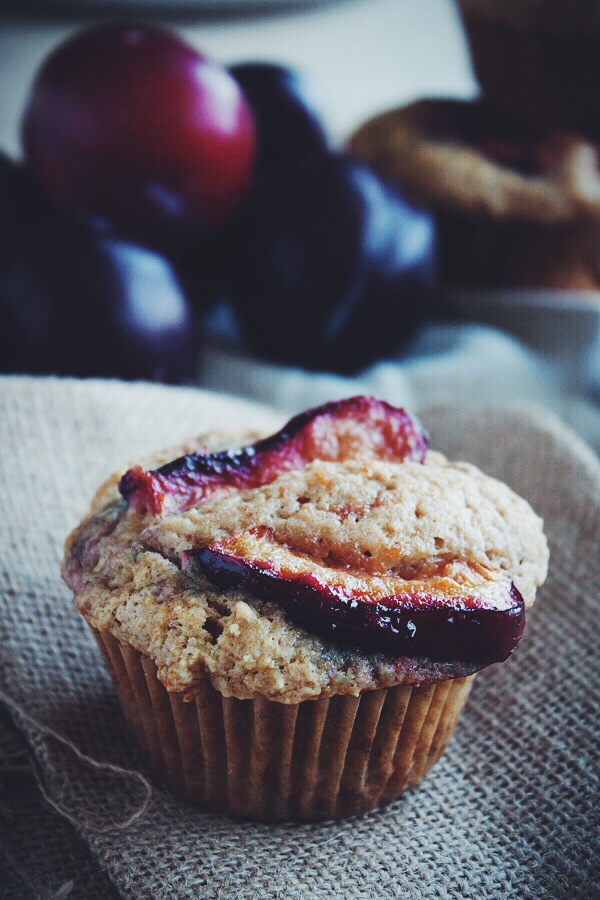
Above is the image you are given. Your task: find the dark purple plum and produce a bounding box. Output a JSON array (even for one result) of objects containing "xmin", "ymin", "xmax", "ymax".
[
  {"xmin": 171, "ymin": 225, "xmax": 230, "ymax": 315},
  {"xmin": 227, "ymin": 155, "xmax": 436, "ymax": 373},
  {"xmin": 230, "ymin": 62, "xmax": 329, "ymax": 172},
  {"xmin": 186, "ymin": 530, "xmax": 526, "ymax": 665},
  {"xmin": 120, "ymin": 395, "xmax": 428, "ymax": 514},
  {"xmin": 0, "ymin": 214, "xmax": 197, "ymax": 382},
  {"xmin": 0, "ymin": 152, "xmax": 51, "ymax": 270}
]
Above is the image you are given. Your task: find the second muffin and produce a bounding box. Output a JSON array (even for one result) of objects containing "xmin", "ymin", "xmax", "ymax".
[{"xmin": 350, "ymin": 99, "xmax": 600, "ymax": 289}]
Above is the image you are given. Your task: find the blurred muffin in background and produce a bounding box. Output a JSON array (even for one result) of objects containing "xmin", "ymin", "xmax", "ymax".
[
  {"xmin": 350, "ymin": 99, "xmax": 600, "ymax": 289},
  {"xmin": 457, "ymin": 0, "xmax": 600, "ymax": 137}
]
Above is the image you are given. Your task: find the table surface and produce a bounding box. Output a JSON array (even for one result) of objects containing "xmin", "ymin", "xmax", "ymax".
[{"xmin": 0, "ymin": 0, "xmax": 476, "ymax": 158}]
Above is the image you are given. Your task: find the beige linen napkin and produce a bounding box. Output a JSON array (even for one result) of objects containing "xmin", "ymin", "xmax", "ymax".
[{"xmin": 0, "ymin": 376, "xmax": 598, "ymax": 899}]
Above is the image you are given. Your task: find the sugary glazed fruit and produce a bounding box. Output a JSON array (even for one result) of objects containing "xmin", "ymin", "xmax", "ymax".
[
  {"xmin": 119, "ymin": 396, "xmax": 429, "ymax": 514},
  {"xmin": 185, "ymin": 529, "xmax": 525, "ymax": 664}
]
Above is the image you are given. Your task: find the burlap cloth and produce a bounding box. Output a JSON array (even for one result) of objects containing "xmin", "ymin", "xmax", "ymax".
[{"xmin": 0, "ymin": 376, "xmax": 598, "ymax": 899}]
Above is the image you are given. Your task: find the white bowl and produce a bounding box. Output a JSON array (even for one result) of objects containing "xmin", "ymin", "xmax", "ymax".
[{"xmin": 441, "ymin": 288, "xmax": 600, "ymax": 397}]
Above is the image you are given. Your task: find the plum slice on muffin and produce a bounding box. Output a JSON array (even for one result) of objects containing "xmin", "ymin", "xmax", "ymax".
[
  {"xmin": 119, "ymin": 396, "xmax": 428, "ymax": 515},
  {"xmin": 185, "ymin": 528, "xmax": 525, "ymax": 664}
]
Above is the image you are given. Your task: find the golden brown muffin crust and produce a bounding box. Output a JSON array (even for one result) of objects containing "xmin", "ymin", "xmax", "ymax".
[{"xmin": 63, "ymin": 426, "xmax": 548, "ymax": 703}]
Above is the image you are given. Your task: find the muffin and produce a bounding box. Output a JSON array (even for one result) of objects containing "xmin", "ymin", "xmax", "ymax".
[
  {"xmin": 62, "ymin": 396, "xmax": 548, "ymax": 822},
  {"xmin": 457, "ymin": 0, "xmax": 600, "ymax": 137},
  {"xmin": 350, "ymin": 98, "xmax": 600, "ymax": 288}
]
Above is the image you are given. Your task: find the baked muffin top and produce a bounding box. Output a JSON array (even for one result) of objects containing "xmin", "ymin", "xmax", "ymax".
[
  {"xmin": 63, "ymin": 400, "xmax": 548, "ymax": 703},
  {"xmin": 350, "ymin": 99, "xmax": 600, "ymax": 224}
]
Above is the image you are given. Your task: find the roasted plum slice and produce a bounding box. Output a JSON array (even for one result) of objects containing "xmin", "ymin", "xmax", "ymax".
[
  {"xmin": 187, "ymin": 530, "xmax": 525, "ymax": 664},
  {"xmin": 119, "ymin": 396, "xmax": 428, "ymax": 515}
]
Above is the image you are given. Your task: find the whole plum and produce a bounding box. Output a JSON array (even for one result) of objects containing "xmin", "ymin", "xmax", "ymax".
[
  {"xmin": 0, "ymin": 152, "xmax": 50, "ymax": 269},
  {"xmin": 0, "ymin": 213, "xmax": 197, "ymax": 383},
  {"xmin": 230, "ymin": 63, "xmax": 329, "ymax": 172},
  {"xmin": 228, "ymin": 155, "xmax": 436, "ymax": 373},
  {"xmin": 22, "ymin": 24, "xmax": 256, "ymax": 247}
]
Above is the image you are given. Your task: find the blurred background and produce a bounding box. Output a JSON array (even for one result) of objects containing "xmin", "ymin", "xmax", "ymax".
[
  {"xmin": 1, "ymin": 0, "xmax": 599, "ymax": 449},
  {"xmin": 1, "ymin": 0, "xmax": 473, "ymax": 154}
]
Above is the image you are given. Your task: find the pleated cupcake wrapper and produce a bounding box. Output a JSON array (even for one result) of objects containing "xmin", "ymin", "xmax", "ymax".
[{"xmin": 94, "ymin": 629, "xmax": 475, "ymax": 823}]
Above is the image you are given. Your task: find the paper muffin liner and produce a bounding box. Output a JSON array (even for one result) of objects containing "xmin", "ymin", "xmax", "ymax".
[{"xmin": 94, "ymin": 629, "xmax": 475, "ymax": 823}]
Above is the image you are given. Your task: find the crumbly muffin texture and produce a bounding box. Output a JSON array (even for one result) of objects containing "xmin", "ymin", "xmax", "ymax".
[{"xmin": 63, "ymin": 428, "xmax": 548, "ymax": 703}]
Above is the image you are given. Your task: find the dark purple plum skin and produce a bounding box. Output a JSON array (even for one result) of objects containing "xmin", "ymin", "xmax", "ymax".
[
  {"xmin": 119, "ymin": 395, "xmax": 428, "ymax": 514},
  {"xmin": 227, "ymin": 154, "xmax": 436, "ymax": 374},
  {"xmin": 230, "ymin": 62, "xmax": 329, "ymax": 172},
  {"xmin": 0, "ymin": 211, "xmax": 197, "ymax": 382},
  {"xmin": 0, "ymin": 152, "xmax": 52, "ymax": 270},
  {"xmin": 186, "ymin": 547, "xmax": 525, "ymax": 665}
]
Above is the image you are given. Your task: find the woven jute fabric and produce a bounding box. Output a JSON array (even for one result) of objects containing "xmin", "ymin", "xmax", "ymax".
[{"xmin": 0, "ymin": 375, "xmax": 598, "ymax": 899}]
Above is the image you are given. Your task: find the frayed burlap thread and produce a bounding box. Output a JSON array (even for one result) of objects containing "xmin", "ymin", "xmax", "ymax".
[{"xmin": 0, "ymin": 376, "xmax": 599, "ymax": 898}]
